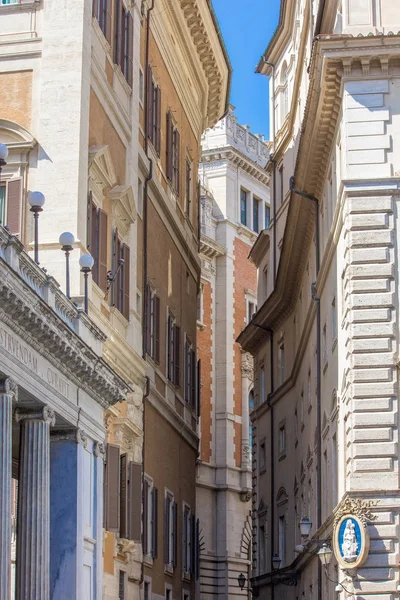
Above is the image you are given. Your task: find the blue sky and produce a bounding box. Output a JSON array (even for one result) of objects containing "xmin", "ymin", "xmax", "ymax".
[{"xmin": 212, "ymin": 0, "xmax": 280, "ymax": 139}]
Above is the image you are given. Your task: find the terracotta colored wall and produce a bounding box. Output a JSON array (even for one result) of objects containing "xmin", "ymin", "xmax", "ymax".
[
  {"xmin": 198, "ymin": 279, "xmax": 213, "ymax": 463},
  {"xmin": 0, "ymin": 71, "xmax": 32, "ymax": 131}
]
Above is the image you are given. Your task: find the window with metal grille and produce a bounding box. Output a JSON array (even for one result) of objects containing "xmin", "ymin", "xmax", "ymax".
[{"xmin": 118, "ymin": 571, "xmax": 125, "ymax": 600}]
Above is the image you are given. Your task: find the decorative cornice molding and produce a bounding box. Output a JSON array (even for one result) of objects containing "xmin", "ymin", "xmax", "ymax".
[
  {"xmin": 199, "ymin": 233, "xmax": 226, "ymax": 259},
  {"xmin": 333, "ymin": 497, "xmax": 378, "ymax": 529},
  {"xmin": 202, "ymin": 146, "xmax": 270, "ymax": 186}
]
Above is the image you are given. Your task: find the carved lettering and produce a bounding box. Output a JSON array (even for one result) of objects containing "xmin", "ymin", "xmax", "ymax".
[{"xmin": 0, "ymin": 327, "xmax": 38, "ymax": 373}]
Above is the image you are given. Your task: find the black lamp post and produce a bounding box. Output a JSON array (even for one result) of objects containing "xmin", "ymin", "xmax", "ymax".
[
  {"xmin": 28, "ymin": 191, "xmax": 45, "ymax": 264},
  {"xmin": 79, "ymin": 253, "xmax": 94, "ymax": 314},
  {"xmin": 59, "ymin": 231, "xmax": 75, "ymax": 299},
  {"xmin": 238, "ymin": 573, "xmax": 247, "ymax": 591}
]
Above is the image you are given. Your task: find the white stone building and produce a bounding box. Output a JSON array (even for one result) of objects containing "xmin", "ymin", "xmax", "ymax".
[
  {"xmin": 197, "ymin": 108, "xmax": 270, "ymax": 598},
  {"xmin": 238, "ymin": 1, "xmax": 400, "ymax": 599}
]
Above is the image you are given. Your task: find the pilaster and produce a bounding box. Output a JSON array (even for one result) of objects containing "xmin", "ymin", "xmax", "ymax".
[
  {"xmin": 15, "ymin": 406, "xmax": 55, "ymax": 600},
  {"xmin": 0, "ymin": 378, "xmax": 17, "ymax": 600}
]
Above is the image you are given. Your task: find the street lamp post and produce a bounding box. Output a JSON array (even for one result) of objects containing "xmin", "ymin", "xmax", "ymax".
[
  {"xmin": 28, "ymin": 191, "xmax": 45, "ymax": 264},
  {"xmin": 59, "ymin": 232, "xmax": 75, "ymax": 299},
  {"xmin": 79, "ymin": 253, "xmax": 94, "ymax": 314}
]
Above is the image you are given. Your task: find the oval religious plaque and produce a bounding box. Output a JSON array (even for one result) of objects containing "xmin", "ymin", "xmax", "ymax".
[{"xmin": 333, "ymin": 514, "xmax": 370, "ymax": 569}]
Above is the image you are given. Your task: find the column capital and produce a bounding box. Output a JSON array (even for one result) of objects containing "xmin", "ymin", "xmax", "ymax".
[
  {"xmin": 94, "ymin": 441, "xmax": 106, "ymax": 458},
  {"xmin": 15, "ymin": 405, "xmax": 56, "ymax": 426},
  {"xmin": 51, "ymin": 428, "xmax": 88, "ymax": 447},
  {"xmin": 0, "ymin": 377, "xmax": 18, "ymax": 400}
]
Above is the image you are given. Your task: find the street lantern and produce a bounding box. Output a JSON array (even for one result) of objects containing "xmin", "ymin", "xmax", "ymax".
[
  {"xmin": 79, "ymin": 253, "xmax": 94, "ymax": 314},
  {"xmin": 59, "ymin": 232, "xmax": 75, "ymax": 299},
  {"xmin": 317, "ymin": 544, "xmax": 332, "ymax": 568},
  {"xmin": 237, "ymin": 573, "xmax": 246, "ymax": 591},
  {"xmin": 272, "ymin": 554, "xmax": 281, "ymax": 571},
  {"xmin": 28, "ymin": 191, "xmax": 45, "ymax": 264},
  {"xmin": 299, "ymin": 516, "xmax": 312, "ymax": 538}
]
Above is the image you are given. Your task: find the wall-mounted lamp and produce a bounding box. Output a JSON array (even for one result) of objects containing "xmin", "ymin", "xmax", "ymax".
[
  {"xmin": 237, "ymin": 572, "xmax": 247, "ymax": 591},
  {"xmin": 79, "ymin": 253, "xmax": 94, "ymax": 314},
  {"xmin": 59, "ymin": 232, "xmax": 75, "ymax": 299},
  {"xmin": 28, "ymin": 191, "xmax": 45, "ymax": 264},
  {"xmin": 299, "ymin": 516, "xmax": 312, "ymax": 538},
  {"xmin": 268, "ymin": 554, "xmax": 298, "ymax": 587},
  {"xmin": 272, "ymin": 554, "xmax": 281, "ymax": 570}
]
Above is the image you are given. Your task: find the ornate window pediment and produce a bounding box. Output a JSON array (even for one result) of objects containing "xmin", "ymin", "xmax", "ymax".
[
  {"xmin": 0, "ymin": 119, "xmax": 36, "ymax": 151},
  {"xmin": 88, "ymin": 145, "xmax": 117, "ymax": 197},
  {"xmin": 109, "ymin": 185, "xmax": 137, "ymax": 238}
]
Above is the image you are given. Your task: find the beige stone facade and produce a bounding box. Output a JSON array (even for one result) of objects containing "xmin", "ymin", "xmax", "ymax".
[{"xmin": 238, "ymin": 1, "xmax": 400, "ymax": 599}]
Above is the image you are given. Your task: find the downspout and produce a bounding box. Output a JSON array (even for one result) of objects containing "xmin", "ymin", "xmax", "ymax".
[
  {"xmin": 140, "ymin": 0, "xmax": 155, "ymax": 588},
  {"xmin": 251, "ymin": 322, "xmax": 274, "ymax": 600},
  {"xmin": 260, "ymin": 59, "xmax": 277, "ymax": 285},
  {"xmin": 289, "ymin": 177, "xmax": 321, "ymax": 600}
]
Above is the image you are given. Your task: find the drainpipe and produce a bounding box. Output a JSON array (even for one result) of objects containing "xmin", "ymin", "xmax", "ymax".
[
  {"xmin": 260, "ymin": 59, "xmax": 277, "ymax": 286},
  {"xmin": 250, "ymin": 322, "xmax": 274, "ymax": 600},
  {"xmin": 140, "ymin": 0, "xmax": 155, "ymax": 588},
  {"xmin": 289, "ymin": 177, "xmax": 321, "ymax": 600}
]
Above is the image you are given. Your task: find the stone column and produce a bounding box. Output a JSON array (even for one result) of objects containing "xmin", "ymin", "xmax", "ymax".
[
  {"xmin": 0, "ymin": 378, "xmax": 17, "ymax": 600},
  {"xmin": 15, "ymin": 406, "xmax": 55, "ymax": 600}
]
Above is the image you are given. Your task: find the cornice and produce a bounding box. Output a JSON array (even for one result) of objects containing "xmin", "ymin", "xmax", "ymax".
[
  {"xmin": 202, "ymin": 146, "xmax": 270, "ymax": 186},
  {"xmin": 248, "ymin": 230, "xmax": 270, "ymax": 267},
  {"xmin": 199, "ymin": 233, "xmax": 226, "ymax": 259}
]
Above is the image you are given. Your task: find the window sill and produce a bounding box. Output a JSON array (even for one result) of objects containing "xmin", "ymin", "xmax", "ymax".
[
  {"xmin": 182, "ymin": 571, "xmax": 191, "ymax": 582},
  {"xmin": 143, "ymin": 555, "xmax": 154, "ymax": 568},
  {"xmin": 164, "ymin": 563, "xmax": 174, "ymax": 576}
]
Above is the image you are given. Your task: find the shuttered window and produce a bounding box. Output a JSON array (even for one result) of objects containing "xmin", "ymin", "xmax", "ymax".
[
  {"xmin": 166, "ymin": 111, "xmax": 180, "ymax": 195},
  {"xmin": 104, "ymin": 444, "xmax": 120, "ymax": 532},
  {"xmin": 197, "ymin": 359, "xmax": 201, "ymax": 417},
  {"xmin": 87, "ymin": 194, "xmax": 108, "ymax": 293},
  {"xmin": 112, "ymin": 230, "xmax": 130, "ymax": 320},
  {"xmin": 143, "ymin": 479, "xmax": 149, "ymax": 554},
  {"xmin": 93, "ymin": 0, "xmax": 112, "ymax": 44},
  {"xmin": 164, "ymin": 494, "xmax": 177, "ymax": 567},
  {"xmin": 119, "ymin": 454, "xmax": 128, "ymax": 538},
  {"xmin": 114, "ymin": 2, "xmax": 134, "ymax": 87},
  {"xmin": 151, "ymin": 487, "xmax": 158, "ymax": 558},
  {"xmin": 2, "ymin": 178, "xmax": 23, "ymax": 237},
  {"xmin": 145, "ymin": 286, "xmax": 160, "ymax": 363},
  {"xmin": 167, "ymin": 314, "xmax": 181, "ymax": 387},
  {"xmin": 184, "ymin": 338, "xmax": 196, "ymax": 408},
  {"xmin": 127, "ymin": 462, "xmax": 141, "ymax": 541},
  {"xmin": 185, "ymin": 158, "xmax": 192, "ymax": 216},
  {"xmin": 147, "ymin": 67, "xmax": 161, "ymax": 154}
]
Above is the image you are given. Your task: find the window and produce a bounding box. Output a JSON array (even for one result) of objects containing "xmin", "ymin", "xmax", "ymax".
[
  {"xmin": 87, "ymin": 192, "xmax": 108, "ymax": 293},
  {"xmin": 144, "ymin": 479, "xmax": 158, "ymax": 558},
  {"xmin": 263, "ymin": 267, "xmax": 268, "ymax": 297},
  {"xmin": 112, "ymin": 230, "xmax": 130, "ymax": 320},
  {"xmin": 278, "ymin": 341, "xmax": 285, "ymax": 385},
  {"xmin": 145, "ymin": 286, "xmax": 160, "ymax": 363},
  {"xmin": 144, "ymin": 583, "xmax": 150, "ymax": 600},
  {"xmin": 260, "ymin": 363, "xmax": 265, "ymax": 403},
  {"xmin": 253, "ymin": 196, "xmax": 260, "ymax": 233},
  {"xmin": 119, "ymin": 571, "xmax": 125, "ymax": 600},
  {"xmin": 259, "ymin": 524, "xmax": 266, "ymax": 573},
  {"xmin": 164, "ymin": 493, "xmax": 177, "ymax": 567},
  {"xmin": 1, "ymin": 0, "xmax": 20, "ymax": 4},
  {"xmin": 166, "ymin": 590, "xmax": 172, "ymax": 600},
  {"xmin": 185, "ymin": 158, "xmax": 192, "ymax": 216},
  {"xmin": 265, "ymin": 204, "xmax": 270, "ymax": 229},
  {"xmin": 278, "ymin": 421, "xmax": 286, "ymax": 458},
  {"xmin": 113, "ymin": 2, "xmax": 133, "ymax": 86},
  {"xmin": 332, "ymin": 297, "xmax": 337, "ymax": 342},
  {"xmin": 93, "ymin": 0, "xmax": 112, "ymax": 43},
  {"xmin": 278, "ymin": 516, "xmax": 286, "ymax": 567},
  {"xmin": 167, "ymin": 313, "xmax": 180, "ymax": 386},
  {"xmin": 182, "ymin": 504, "xmax": 192, "ymax": 575},
  {"xmin": 139, "ymin": 69, "xmax": 144, "ymax": 105},
  {"xmin": 104, "ymin": 445, "xmax": 141, "ymax": 541},
  {"xmin": 147, "ymin": 67, "xmax": 161, "ymax": 154},
  {"xmin": 197, "ymin": 283, "xmax": 204, "ymax": 323},
  {"xmin": 166, "ymin": 111, "xmax": 180, "ymax": 194},
  {"xmin": 278, "ymin": 165, "xmax": 284, "ymax": 206},
  {"xmin": 259, "ymin": 439, "xmax": 266, "ymax": 474},
  {"xmin": 240, "ymin": 188, "xmax": 247, "ymax": 226},
  {"xmin": 247, "ymin": 301, "xmax": 256, "ymax": 323},
  {"xmin": 184, "ymin": 337, "xmax": 196, "ymax": 407}
]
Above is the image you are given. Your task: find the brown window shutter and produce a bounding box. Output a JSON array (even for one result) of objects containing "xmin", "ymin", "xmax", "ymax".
[
  {"xmin": 145, "ymin": 284, "xmax": 152, "ymax": 357},
  {"xmin": 190, "ymin": 514, "xmax": 196, "ymax": 574},
  {"xmin": 174, "ymin": 325, "xmax": 180, "ymax": 387},
  {"xmin": 166, "ymin": 111, "xmax": 173, "ymax": 181},
  {"xmin": 167, "ymin": 315, "xmax": 172, "ymax": 381},
  {"xmin": 127, "ymin": 12, "xmax": 134, "ymax": 87},
  {"xmin": 128, "ymin": 462, "xmax": 141, "ymax": 542},
  {"xmin": 151, "ymin": 487, "xmax": 158, "ymax": 558},
  {"xmin": 173, "ymin": 501, "xmax": 178, "ymax": 567},
  {"xmin": 197, "ymin": 359, "xmax": 201, "ymax": 417},
  {"xmin": 97, "ymin": 209, "xmax": 108, "ymax": 293},
  {"xmin": 105, "ymin": 443, "xmax": 120, "ymax": 532},
  {"xmin": 143, "ymin": 479, "xmax": 149, "ymax": 554},
  {"xmin": 175, "ymin": 129, "xmax": 180, "ymax": 196},
  {"xmin": 183, "ymin": 506, "xmax": 188, "ymax": 571},
  {"xmin": 195, "ymin": 517, "xmax": 200, "ymax": 580},
  {"xmin": 156, "ymin": 87, "xmax": 161, "ymax": 155},
  {"xmin": 154, "ymin": 295, "xmax": 160, "ymax": 363},
  {"xmin": 147, "ymin": 66, "xmax": 153, "ymax": 141},
  {"xmin": 122, "ymin": 244, "xmax": 130, "ymax": 320},
  {"xmin": 6, "ymin": 178, "xmax": 22, "ymax": 237},
  {"xmin": 119, "ymin": 454, "xmax": 128, "ymax": 538},
  {"xmin": 105, "ymin": 0, "xmax": 112, "ymax": 44},
  {"xmin": 92, "ymin": 0, "xmax": 99, "ymax": 18},
  {"xmin": 113, "ymin": 0, "xmax": 122, "ymax": 65},
  {"xmin": 191, "ymin": 350, "xmax": 196, "ymax": 408},
  {"xmin": 87, "ymin": 191, "xmax": 93, "ymax": 252},
  {"xmin": 112, "ymin": 229, "xmax": 121, "ymax": 308},
  {"xmin": 184, "ymin": 341, "xmax": 188, "ymax": 402},
  {"xmin": 164, "ymin": 495, "xmax": 171, "ymax": 564}
]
